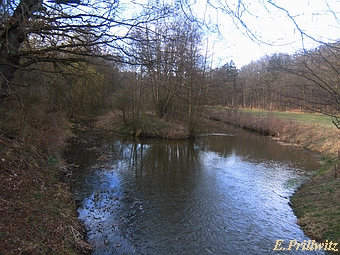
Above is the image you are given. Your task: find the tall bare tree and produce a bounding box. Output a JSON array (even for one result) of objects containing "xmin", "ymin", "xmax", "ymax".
[{"xmin": 0, "ymin": 0, "xmax": 175, "ymax": 103}]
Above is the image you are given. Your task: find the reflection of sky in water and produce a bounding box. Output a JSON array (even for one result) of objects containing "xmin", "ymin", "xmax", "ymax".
[
  {"xmin": 72, "ymin": 134, "xmax": 324, "ymax": 255},
  {"xmin": 197, "ymin": 151, "xmax": 313, "ymax": 248},
  {"xmin": 78, "ymin": 167, "xmax": 141, "ymax": 254}
]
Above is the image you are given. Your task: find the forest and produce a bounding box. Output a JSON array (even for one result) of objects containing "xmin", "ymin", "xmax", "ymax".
[
  {"xmin": 0, "ymin": 0, "xmax": 339, "ymax": 149},
  {"xmin": 0, "ymin": 0, "xmax": 339, "ymax": 253},
  {"xmin": 1, "ymin": 19, "xmax": 338, "ymax": 150}
]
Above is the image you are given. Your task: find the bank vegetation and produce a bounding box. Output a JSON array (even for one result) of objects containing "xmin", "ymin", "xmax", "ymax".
[{"xmin": 0, "ymin": 0, "xmax": 339, "ymax": 253}]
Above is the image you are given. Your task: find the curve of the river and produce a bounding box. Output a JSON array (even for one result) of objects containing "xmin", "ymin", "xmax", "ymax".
[{"xmin": 67, "ymin": 127, "xmax": 325, "ymax": 255}]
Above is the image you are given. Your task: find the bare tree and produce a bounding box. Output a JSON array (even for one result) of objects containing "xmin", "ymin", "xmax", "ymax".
[
  {"xmin": 268, "ymin": 43, "xmax": 339, "ymax": 127},
  {"xmin": 0, "ymin": 0, "xmax": 174, "ymax": 103}
]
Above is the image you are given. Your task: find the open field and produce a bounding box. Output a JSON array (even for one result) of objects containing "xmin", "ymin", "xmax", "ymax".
[{"xmin": 238, "ymin": 108, "xmax": 335, "ymax": 127}]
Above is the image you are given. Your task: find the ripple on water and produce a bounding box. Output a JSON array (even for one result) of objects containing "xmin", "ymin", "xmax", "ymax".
[{"xmin": 69, "ymin": 133, "xmax": 324, "ymax": 255}]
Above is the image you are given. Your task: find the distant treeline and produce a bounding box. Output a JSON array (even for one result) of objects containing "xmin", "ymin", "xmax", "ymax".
[{"xmin": 209, "ymin": 42, "xmax": 339, "ymax": 117}]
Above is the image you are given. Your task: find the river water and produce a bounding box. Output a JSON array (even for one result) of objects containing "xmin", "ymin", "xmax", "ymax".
[{"xmin": 66, "ymin": 127, "xmax": 324, "ymax": 255}]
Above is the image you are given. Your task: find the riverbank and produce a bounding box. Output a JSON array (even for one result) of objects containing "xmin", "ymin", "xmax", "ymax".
[
  {"xmin": 1, "ymin": 107, "xmax": 337, "ymax": 254},
  {"xmin": 205, "ymin": 107, "xmax": 337, "ymax": 156},
  {"xmin": 96, "ymin": 110, "xmax": 190, "ymax": 139},
  {"xmin": 92, "ymin": 108, "xmax": 338, "ymax": 252},
  {"xmin": 0, "ymin": 131, "xmax": 92, "ymax": 254},
  {"xmin": 204, "ymin": 107, "xmax": 339, "ymax": 246}
]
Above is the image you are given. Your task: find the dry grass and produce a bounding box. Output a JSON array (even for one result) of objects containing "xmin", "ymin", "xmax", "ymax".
[
  {"xmin": 0, "ymin": 103, "xmax": 72, "ymax": 155},
  {"xmin": 95, "ymin": 110, "xmax": 190, "ymax": 139},
  {"xmin": 95, "ymin": 110, "xmax": 122, "ymax": 131},
  {"xmin": 291, "ymin": 167, "xmax": 340, "ymax": 247},
  {"xmin": 0, "ymin": 101, "xmax": 91, "ymax": 254},
  {"xmin": 161, "ymin": 121, "xmax": 188, "ymax": 139},
  {"xmin": 0, "ymin": 134, "xmax": 91, "ymax": 254}
]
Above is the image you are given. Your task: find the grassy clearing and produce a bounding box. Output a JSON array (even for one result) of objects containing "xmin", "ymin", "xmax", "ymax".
[{"xmin": 238, "ymin": 108, "xmax": 334, "ymax": 127}]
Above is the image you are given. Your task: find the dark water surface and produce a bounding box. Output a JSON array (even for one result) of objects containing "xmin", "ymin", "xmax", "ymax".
[{"xmin": 66, "ymin": 127, "xmax": 324, "ymax": 255}]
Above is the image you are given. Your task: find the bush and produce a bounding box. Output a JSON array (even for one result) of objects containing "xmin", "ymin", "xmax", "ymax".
[{"xmin": 0, "ymin": 101, "xmax": 71, "ymax": 155}]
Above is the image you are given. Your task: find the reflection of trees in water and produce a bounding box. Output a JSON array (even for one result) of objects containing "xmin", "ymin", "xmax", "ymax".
[
  {"xmin": 69, "ymin": 131, "xmax": 319, "ymax": 205},
  {"xmin": 67, "ymin": 133, "xmax": 322, "ymax": 254},
  {"xmin": 196, "ymin": 131, "xmax": 319, "ymax": 170},
  {"xmin": 122, "ymin": 139, "xmax": 202, "ymax": 178}
]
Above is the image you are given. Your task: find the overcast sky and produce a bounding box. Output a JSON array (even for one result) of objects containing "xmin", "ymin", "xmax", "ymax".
[
  {"xmin": 197, "ymin": 0, "xmax": 340, "ymax": 67},
  {"xmin": 118, "ymin": 0, "xmax": 339, "ymax": 68}
]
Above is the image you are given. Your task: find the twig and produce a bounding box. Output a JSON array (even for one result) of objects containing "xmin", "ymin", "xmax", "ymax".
[{"xmin": 334, "ymin": 164, "xmax": 338, "ymax": 178}]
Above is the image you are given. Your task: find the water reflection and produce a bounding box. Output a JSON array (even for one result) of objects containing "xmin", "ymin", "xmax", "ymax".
[{"xmin": 67, "ymin": 129, "xmax": 324, "ymax": 255}]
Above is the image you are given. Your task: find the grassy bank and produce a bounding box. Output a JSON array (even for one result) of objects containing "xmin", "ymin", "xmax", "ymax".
[
  {"xmin": 291, "ymin": 162, "xmax": 339, "ymax": 244},
  {"xmin": 209, "ymin": 107, "xmax": 337, "ymax": 157},
  {"xmin": 0, "ymin": 134, "xmax": 92, "ymax": 254},
  {"xmin": 96, "ymin": 110, "xmax": 190, "ymax": 139},
  {"xmin": 0, "ymin": 104, "xmax": 92, "ymax": 254},
  {"xmin": 207, "ymin": 107, "xmax": 339, "ymax": 246}
]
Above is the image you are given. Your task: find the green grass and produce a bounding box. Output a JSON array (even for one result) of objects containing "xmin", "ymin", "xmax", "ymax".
[
  {"xmin": 291, "ymin": 167, "xmax": 340, "ymax": 245},
  {"xmin": 238, "ymin": 109, "xmax": 334, "ymax": 127}
]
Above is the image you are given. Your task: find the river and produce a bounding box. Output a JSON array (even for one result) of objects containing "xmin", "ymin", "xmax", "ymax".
[{"xmin": 66, "ymin": 126, "xmax": 324, "ymax": 255}]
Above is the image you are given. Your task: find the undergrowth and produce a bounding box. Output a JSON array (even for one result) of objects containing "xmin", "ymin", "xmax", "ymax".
[
  {"xmin": 0, "ymin": 100, "xmax": 91, "ymax": 254},
  {"xmin": 96, "ymin": 110, "xmax": 189, "ymax": 139}
]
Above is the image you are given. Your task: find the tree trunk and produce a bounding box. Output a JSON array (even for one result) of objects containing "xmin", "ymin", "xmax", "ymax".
[
  {"xmin": 0, "ymin": 27, "xmax": 24, "ymax": 102},
  {"xmin": 0, "ymin": 0, "xmax": 41, "ymax": 103}
]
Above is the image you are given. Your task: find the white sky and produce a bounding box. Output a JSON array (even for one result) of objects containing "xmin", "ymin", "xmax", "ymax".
[
  {"xmin": 116, "ymin": 0, "xmax": 339, "ymax": 68},
  {"xmin": 195, "ymin": 0, "xmax": 340, "ymax": 67}
]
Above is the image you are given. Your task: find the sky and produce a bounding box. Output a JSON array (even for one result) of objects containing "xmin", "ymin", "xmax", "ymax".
[
  {"xmin": 193, "ymin": 0, "xmax": 340, "ymax": 68},
  {"xmin": 117, "ymin": 0, "xmax": 339, "ymax": 68}
]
